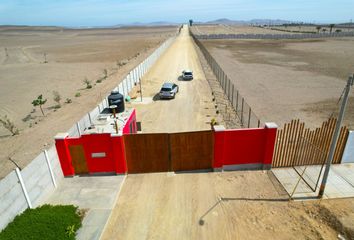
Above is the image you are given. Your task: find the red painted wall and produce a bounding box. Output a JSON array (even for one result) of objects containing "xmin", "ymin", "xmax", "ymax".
[
  {"xmin": 56, "ymin": 116, "xmax": 277, "ymax": 176},
  {"xmin": 56, "ymin": 133, "xmax": 126, "ymax": 176},
  {"xmin": 81, "ymin": 134, "xmax": 115, "ymax": 173},
  {"xmin": 55, "ymin": 109, "xmax": 136, "ymax": 176},
  {"xmin": 55, "ymin": 136, "xmax": 75, "ymax": 176},
  {"xmin": 214, "ymin": 125, "xmax": 277, "ymax": 168},
  {"xmin": 123, "ymin": 109, "xmax": 137, "ymax": 134}
]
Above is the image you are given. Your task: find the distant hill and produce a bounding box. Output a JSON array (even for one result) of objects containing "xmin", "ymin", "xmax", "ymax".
[
  {"xmin": 206, "ymin": 18, "xmax": 247, "ymax": 25},
  {"xmin": 113, "ymin": 21, "xmax": 179, "ymax": 27},
  {"xmin": 202, "ymin": 18, "xmax": 297, "ymax": 26}
]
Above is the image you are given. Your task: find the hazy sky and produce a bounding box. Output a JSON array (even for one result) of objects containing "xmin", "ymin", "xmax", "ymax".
[{"xmin": 0, "ymin": 0, "xmax": 353, "ymax": 26}]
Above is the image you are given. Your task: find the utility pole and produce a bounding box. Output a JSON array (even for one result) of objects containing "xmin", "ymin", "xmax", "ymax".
[{"xmin": 318, "ymin": 74, "xmax": 354, "ymax": 198}]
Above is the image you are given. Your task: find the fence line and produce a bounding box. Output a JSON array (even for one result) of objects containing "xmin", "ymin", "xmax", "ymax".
[
  {"xmin": 190, "ymin": 29, "xmax": 261, "ymax": 128},
  {"xmin": 192, "ymin": 31, "xmax": 354, "ymax": 40}
]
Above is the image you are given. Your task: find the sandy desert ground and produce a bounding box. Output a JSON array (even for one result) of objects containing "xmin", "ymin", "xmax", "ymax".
[
  {"xmin": 192, "ymin": 25, "xmax": 299, "ymax": 35},
  {"xmin": 102, "ymin": 171, "xmax": 354, "ymax": 240},
  {"xmin": 201, "ymin": 37, "xmax": 354, "ymax": 129},
  {"xmin": 0, "ymin": 26, "xmax": 176, "ymax": 178}
]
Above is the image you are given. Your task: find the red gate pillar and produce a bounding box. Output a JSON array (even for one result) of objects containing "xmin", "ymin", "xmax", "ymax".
[
  {"xmin": 55, "ymin": 133, "xmax": 75, "ymax": 176},
  {"xmin": 213, "ymin": 125, "xmax": 226, "ymax": 171},
  {"xmin": 263, "ymin": 123, "xmax": 278, "ymax": 170},
  {"xmin": 111, "ymin": 134, "xmax": 127, "ymax": 174}
]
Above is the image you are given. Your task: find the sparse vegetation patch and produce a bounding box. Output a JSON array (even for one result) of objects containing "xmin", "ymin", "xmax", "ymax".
[
  {"xmin": 83, "ymin": 78, "xmax": 92, "ymax": 89},
  {"xmin": 65, "ymin": 98, "xmax": 72, "ymax": 104},
  {"xmin": 0, "ymin": 115, "xmax": 19, "ymax": 136},
  {"xmin": 53, "ymin": 90, "xmax": 62, "ymax": 108}
]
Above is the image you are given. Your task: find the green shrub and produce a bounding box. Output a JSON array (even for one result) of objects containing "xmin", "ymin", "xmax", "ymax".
[
  {"xmin": 53, "ymin": 91, "xmax": 61, "ymax": 108},
  {"xmin": 83, "ymin": 78, "xmax": 92, "ymax": 89},
  {"xmin": 75, "ymin": 92, "xmax": 81, "ymax": 98},
  {"xmin": 31, "ymin": 94, "xmax": 47, "ymax": 116},
  {"xmin": 0, "ymin": 204, "xmax": 82, "ymax": 240}
]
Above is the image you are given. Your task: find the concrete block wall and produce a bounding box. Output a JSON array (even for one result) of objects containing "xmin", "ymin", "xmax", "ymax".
[
  {"xmin": 0, "ymin": 145, "xmax": 62, "ymax": 231},
  {"xmin": 0, "ymin": 171, "xmax": 28, "ymax": 231},
  {"xmin": 21, "ymin": 153, "xmax": 53, "ymax": 207}
]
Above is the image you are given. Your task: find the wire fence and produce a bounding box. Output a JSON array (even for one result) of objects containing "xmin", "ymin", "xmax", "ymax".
[
  {"xmin": 190, "ymin": 30, "xmax": 261, "ymax": 128},
  {"xmin": 192, "ymin": 31, "xmax": 354, "ymax": 40}
]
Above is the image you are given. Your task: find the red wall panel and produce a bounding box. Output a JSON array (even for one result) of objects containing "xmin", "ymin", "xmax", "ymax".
[
  {"xmin": 82, "ymin": 134, "xmax": 115, "ymax": 173},
  {"xmin": 123, "ymin": 109, "xmax": 137, "ymax": 134},
  {"xmin": 55, "ymin": 137, "xmax": 75, "ymax": 176},
  {"xmin": 213, "ymin": 131, "xmax": 224, "ymax": 168},
  {"xmin": 214, "ymin": 126, "xmax": 277, "ymax": 168},
  {"xmin": 223, "ymin": 129, "xmax": 266, "ymax": 165},
  {"xmin": 56, "ymin": 133, "xmax": 126, "ymax": 176}
]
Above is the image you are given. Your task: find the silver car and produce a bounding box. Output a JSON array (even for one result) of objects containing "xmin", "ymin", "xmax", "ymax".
[
  {"xmin": 182, "ymin": 70, "xmax": 193, "ymax": 80},
  {"xmin": 159, "ymin": 82, "xmax": 179, "ymax": 99}
]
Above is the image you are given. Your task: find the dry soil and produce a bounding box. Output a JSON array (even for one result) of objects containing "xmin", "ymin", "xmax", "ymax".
[
  {"xmin": 201, "ymin": 37, "xmax": 354, "ymax": 129},
  {"xmin": 192, "ymin": 24, "xmax": 354, "ymax": 35},
  {"xmin": 102, "ymin": 171, "xmax": 354, "ymax": 240}
]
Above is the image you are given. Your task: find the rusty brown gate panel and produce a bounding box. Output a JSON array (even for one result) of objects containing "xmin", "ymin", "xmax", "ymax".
[
  {"xmin": 170, "ymin": 130, "xmax": 214, "ymax": 171},
  {"xmin": 124, "ymin": 133, "xmax": 170, "ymax": 173},
  {"xmin": 69, "ymin": 145, "xmax": 88, "ymax": 174}
]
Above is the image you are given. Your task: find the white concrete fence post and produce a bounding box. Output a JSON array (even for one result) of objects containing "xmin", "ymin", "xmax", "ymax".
[
  {"xmin": 122, "ymin": 80, "xmax": 126, "ymax": 96},
  {"xmin": 127, "ymin": 75, "xmax": 130, "ymax": 91},
  {"xmin": 76, "ymin": 122, "xmax": 81, "ymax": 136},
  {"xmin": 15, "ymin": 167, "xmax": 32, "ymax": 209},
  {"xmin": 133, "ymin": 69, "xmax": 137, "ymax": 84},
  {"xmin": 124, "ymin": 79, "xmax": 128, "ymax": 94},
  {"xmin": 88, "ymin": 112, "xmax": 92, "ymax": 124},
  {"xmin": 44, "ymin": 150, "xmax": 57, "ymax": 188},
  {"xmin": 137, "ymin": 65, "xmax": 140, "ymax": 80}
]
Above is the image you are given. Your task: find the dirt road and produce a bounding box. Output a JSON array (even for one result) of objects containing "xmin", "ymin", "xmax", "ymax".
[
  {"xmin": 102, "ymin": 171, "xmax": 354, "ymax": 240},
  {"xmin": 127, "ymin": 26, "xmax": 217, "ymax": 133}
]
